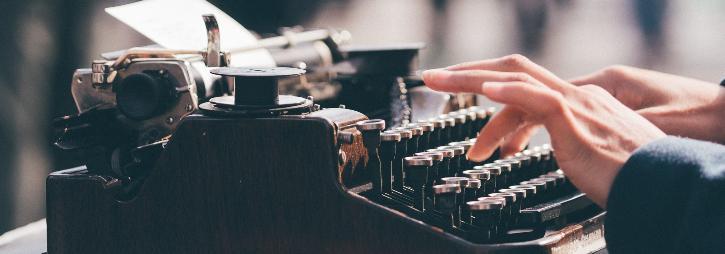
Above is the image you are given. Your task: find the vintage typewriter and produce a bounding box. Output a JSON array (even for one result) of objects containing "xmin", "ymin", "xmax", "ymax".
[{"xmin": 47, "ymin": 16, "xmax": 605, "ymax": 254}]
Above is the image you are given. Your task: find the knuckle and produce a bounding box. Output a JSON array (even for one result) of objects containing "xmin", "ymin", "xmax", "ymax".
[
  {"xmin": 501, "ymin": 54, "xmax": 530, "ymax": 69},
  {"xmin": 602, "ymin": 65, "xmax": 632, "ymax": 79},
  {"xmin": 545, "ymin": 92, "xmax": 568, "ymax": 116},
  {"xmin": 579, "ymin": 84, "xmax": 609, "ymax": 95}
]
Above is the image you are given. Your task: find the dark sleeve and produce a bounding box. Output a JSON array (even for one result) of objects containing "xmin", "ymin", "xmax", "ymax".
[{"xmin": 605, "ymin": 136, "xmax": 725, "ymax": 254}]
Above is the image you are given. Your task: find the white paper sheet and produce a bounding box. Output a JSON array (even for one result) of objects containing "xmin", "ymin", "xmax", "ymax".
[{"xmin": 105, "ymin": 0, "xmax": 275, "ymax": 67}]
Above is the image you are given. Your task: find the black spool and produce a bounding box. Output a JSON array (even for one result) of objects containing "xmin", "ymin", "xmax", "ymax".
[{"xmin": 199, "ymin": 67, "xmax": 313, "ymax": 116}]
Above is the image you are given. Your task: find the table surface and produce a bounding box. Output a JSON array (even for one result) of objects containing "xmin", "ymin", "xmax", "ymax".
[{"xmin": 0, "ymin": 219, "xmax": 47, "ymax": 254}]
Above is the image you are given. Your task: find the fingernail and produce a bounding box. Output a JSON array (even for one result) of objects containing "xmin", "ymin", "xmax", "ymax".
[
  {"xmin": 482, "ymin": 82, "xmax": 504, "ymax": 96},
  {"xmin": 421, "ymin": 68, "xmax": 449, "ymax": 82},
  {"xmin": 466, "ymin": 147, "xmax": 494, "ymax": 162}
]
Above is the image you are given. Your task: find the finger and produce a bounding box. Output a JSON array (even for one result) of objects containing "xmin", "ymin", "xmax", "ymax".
[
  {"xmin": 467, "ymin": 106, "xmax": 524, "ymax": 162},
  {"xmin": 421, "ymin": 69, "xmax": 544, "ymax": 94},
  {"xmin": 468, "ymin": 81, "xmax": 568, "ymax": 161},
  {"xmin": 500, "ymin": 124, "xmax": 540, "ymax": 157},
  {"xmin": 443, "ymin": 54, "xmax": 572, "ymax": 91}
]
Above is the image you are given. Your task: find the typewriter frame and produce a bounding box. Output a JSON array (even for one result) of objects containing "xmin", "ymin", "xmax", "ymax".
[{"xmin": 47, "ymin": 108, "xmax": 606, "ymax": 254}]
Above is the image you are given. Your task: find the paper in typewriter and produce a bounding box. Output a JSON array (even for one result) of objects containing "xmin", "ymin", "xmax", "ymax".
[{"xmin": 106, "ymin": 0, "xmax": 275, "ymax": 67}]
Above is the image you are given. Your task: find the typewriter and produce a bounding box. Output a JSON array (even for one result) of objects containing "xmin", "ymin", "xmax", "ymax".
[{"xmin": 47, "ymin": 16, "xmax": 606, "ymax": 254}]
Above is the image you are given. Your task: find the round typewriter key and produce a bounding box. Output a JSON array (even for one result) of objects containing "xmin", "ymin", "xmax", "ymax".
[
  {"xmin": 509, "ymin": 185, "xmax": 537, "ymax": 196},
  {"xmin": 380, "ymin": 132, "xmax": 401, "ymax": 193},
  {"xmin": 462, "ymin": 169, "xmax": 491, "ymax": 181},
  {"xmin": 467, "ymin": 199, "xmax": 504, "ymax": 241},
  {"xmin": 440, "ymin": 176, "xmax": 470, "ymax": 188},
  {"xmin": 520, "ymin": 180, "xmax": 546, "ymax": 193},
  {"xmin": 429, "ymin": 148, "xmax": 454, "ymax": 158},
  {"xmin": 466, "ymin": 179, "xmax": 482, "ymax": 189},
  {"xmin": 433, "ymin": 183, "xmax": 462, "ymax": 228},
  {"xmin": 405, "ymin": 156, "xmax": 433, "ymax": 211},
  {"xmin": 409, "ymin": 122, "xmax": 433, "ymax": 132},
  {"xmin": 509, "ymin": 185, "xmax": 537, "ymax": 207},
  {"xmin": 438, "ymin": 145, "xmax": 465, "ymax": 175},
  {"xmin": 429, "ymin": 148, "xmax": 455, "ymax": 178},
  {"xmin": 424, "ymin": 118, "xmax": 446, "ymax": 129},
  {"xmin": 386, "ymin": 130, "xmax": 410, "ymax": 191},
  {"xmin": 488, "ymin": 192, "xmax": 516, "ymax": 205},
  {"xmin": 438, "ymin": 116, "xmax": 456, "ymax": 127},
  {"xmin": 449, "ymin": 141, "xmax": 473, "ymax": 152},
  {"xmin": 380, "ymin": 132, "xmax": 401, "ymax": 142},
  {"xmin": 465, "ymin": 179, "xmax": 482, "ymax": 202},
  {"xmin": 390, "ymin": 129, "xmax": 412, "ymax": 139},
  {"xmin": 416, "ymin": 151, "xmax": 445, "ymax": 189},
  {"xmin": 433, "ymin": 183, "xmax": 462, "ymax": 194},
  {"xmin": 356, "ymin": 119, "xmax": 386, "ymax": 131},
  {"xmin": 487, "ymin": 193, "xmax": 516, "ymax": 221},
  {"xmin": 397, "ymin": 126, "xmax": 423, "ymax": 153},
  {"xmin": 545, "ymin": 171, "xmax": 567, "ymax": 186},
  {"xmin": 409, "ymin": 122, "xmax": 434, "ymax": 151},
  {"xmin": 415, "ymin": 151, "xmax": 443, "ymax": 161},
  {"xmin": 438, "ymin": 145, "xmax": 464, "ymax": 156},
  {"xmin": 397, "ymin": 126, "xmax": 422, "ymax": 136},
  {"xmin": 475, "ymin": 165, "xmax": 502, "ymax": 192}
]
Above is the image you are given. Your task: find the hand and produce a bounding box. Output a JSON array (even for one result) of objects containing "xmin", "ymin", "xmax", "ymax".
[
  {"xmin": 569, "ymin": 65, "xmax": 725, "ymax": 144},
  {"xmin": 422, "ymin": 55, "xmax": 666, "ymax": 208}
]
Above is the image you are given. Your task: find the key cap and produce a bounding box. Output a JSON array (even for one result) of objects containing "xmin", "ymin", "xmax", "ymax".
[
  {"xmin": 422, "ymin": 118, "xmax": 445, "ymax": 148},
  {"xmin": 356, "ymin": 119, "xmax": 386, "ymax": 195},
  {"xmin": 433, "ymin": 183, "xmax": 462, "ymax": 229},
  {"xmin": 462, "ymin": 169, "xmax": 492, "ymax": 195},
  {"xmin": 380, "ymin": 131, "xmax": 401, "ymax": 194},
  {"xmin": 441, "ymin": 176, "xmax": 470, "ymax": 227},
  {"xmin": 438, "ymin": 145, "xmax": 465, "ymax": 176},
  {"xmin": 415, "ymin": 151, "xmax": 445, "ymax": 197},
  {"xmin": 409, "ymin": 122, "xmax": 434, "ymax": 152},
  {"xmin": 389, "ymin": 129, "xmax": 412, "ymax": 191},
  {"xmin": 467, "ymin": 200, "xmax": 504, "ymax": 243},
  {"xmin": 405, "ymin": 156, "xmax": 433, "ymax": 211},
  {"xmin": 428, "ymin": 147, "xmax": 454, "ymax": 178},
  {"xmin": 478, "ymin": 196, "xmax": 507, "ymax": 237}
]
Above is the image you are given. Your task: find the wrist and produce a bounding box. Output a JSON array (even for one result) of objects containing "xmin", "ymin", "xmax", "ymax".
[{"xmin": 703, "ymin": 87, "xmax": 725, "ymax": 143}]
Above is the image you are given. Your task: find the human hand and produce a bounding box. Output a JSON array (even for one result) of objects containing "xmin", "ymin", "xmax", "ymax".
[
  {"xmin": 569, "ymin": 65, "xmax": 725, "ymax": 144},
  {"xmin": 422, "ymin": 55, "xmax": 666, "ymax": 208}
]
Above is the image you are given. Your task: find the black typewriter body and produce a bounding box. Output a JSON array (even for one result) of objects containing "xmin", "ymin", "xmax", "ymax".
[
  {"xmin": 47, "ymin": 108, "xmax": 605, "ymax": 254},
  {"xmin": 48, "ymin": 39, "xmax": 606, "ymax": 252}
]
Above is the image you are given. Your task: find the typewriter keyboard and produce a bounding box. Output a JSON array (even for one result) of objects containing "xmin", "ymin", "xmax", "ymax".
[{"xmin": 355, "ymin": 106, "xmax": 599, "ymax": 244}]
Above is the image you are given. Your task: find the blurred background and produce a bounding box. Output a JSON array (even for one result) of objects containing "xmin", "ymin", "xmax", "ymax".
[{"xmin": 0, "ymin": 0, "xmax": 723, "ymax": 237}]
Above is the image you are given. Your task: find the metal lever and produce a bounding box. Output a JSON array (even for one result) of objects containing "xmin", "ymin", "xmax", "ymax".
[{"xmin": 202, "ymin": 14, "xmax": 221, "ymax": 67}]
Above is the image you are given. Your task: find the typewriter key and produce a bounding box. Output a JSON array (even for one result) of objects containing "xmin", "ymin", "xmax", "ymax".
[
  {"xmin": 429, "ymin": 148, "xmax": 455, "ymax": 178},
  {"xmin": 440, "ymin": 176, "xmax": 470, "ymax": 227},
  {"xmin": 466, "ymin": 200, "xmax": 504, "ymax": 242},
  {"xmin": 438, "ymin": 145, "xmax": 465, "ymax": 175},
  {"xmin": 485, "ymin": 162, "xmax": 512, "ymax": 188},
  {"xmin": 500, "ymin": 188, "xmax": 527, "ymax": 224},
  {"xmin": 488, "ymin": 192, "xmax": 517, "ymax": 228},
  {"xmin": 461, "ymin": 169, "xmax": 491, "ymax": 195},
  {"xmin": 423, "ymin": 118, "xmax": 445, "ymax": 148},
  {"xmin": 408, "ymin": 122, "xmax": 433, "ymax": 152},
  {"xmin": 390, "ymin": 129, "xmax": 412, "ymax": 191},
  {"xmin": 404, "ymin": 156, "xmax": 433, "ymax": 211},
  {"xmin": 449, "ymin": 141, "xmax": 474, "ymax": 169},
  {"xmin": 437, "ymin": 115, "xmax": 456, "ymax": 144},
  {"xmin": 415, "ymin": 151, "xmax": 445, "ymax": 196},
  {"xmin": 472, "ymin": 107, "xmax": 489, "ymax": 133},
  {"xmin": 510, "ymin": 185, "xmax": 537, "ymax": 208},
  {"xmin": 495, "ymin": 158, "xmax": 523, "ymax": 183},
  {"xmin": 380, "ymin": 132, "xmax": 401, "ymax": 194},
  {"xmin": 477, "ymin": 196, "xmax": 507, "ymax": 237},
  {"xmin": 396, "ymin": 126, "xmax": 423, "ymax": 154},
  {"xmin": 357, "ymin": 119, "xmax": 386, "ymax": 195},
  {"xmin": 433, "ymin": 183, "xmax": 462, "ymax": 228},
  {"xmin": 474, "ymin": 165, "xmax": 502, "ymax": 193}
]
